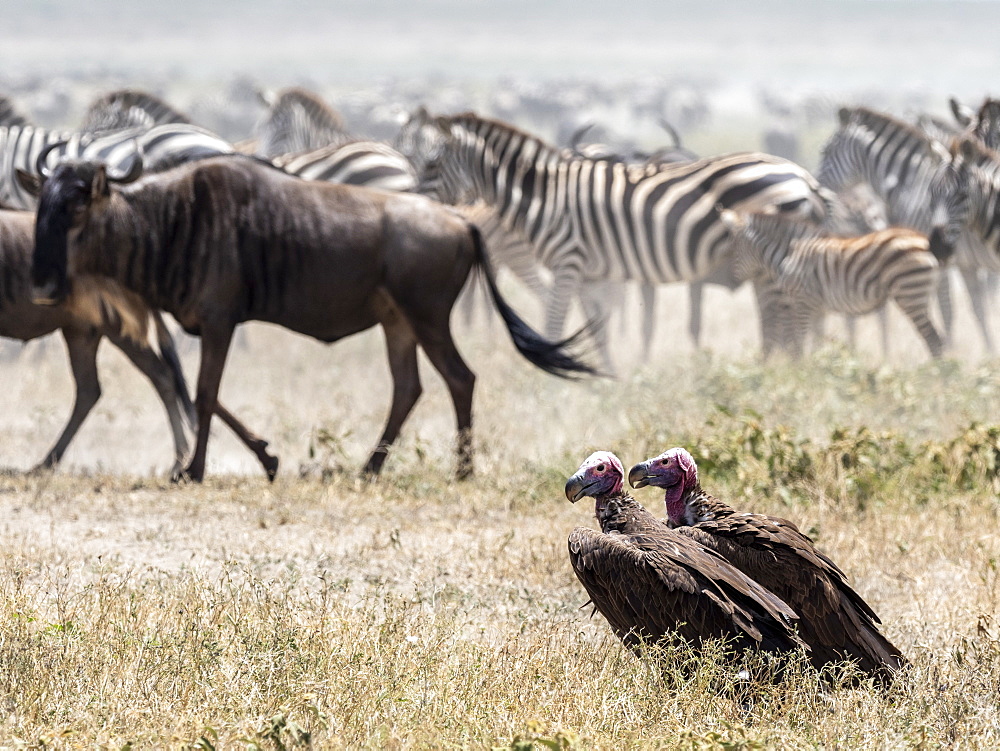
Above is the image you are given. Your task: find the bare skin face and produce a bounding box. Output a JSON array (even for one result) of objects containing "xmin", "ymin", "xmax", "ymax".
[{"xmin": 628, "ymin": 447, "xmax": 699, "ymax": 525}]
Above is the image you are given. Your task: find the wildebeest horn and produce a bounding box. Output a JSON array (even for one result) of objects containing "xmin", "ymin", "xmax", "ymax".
[
  {"xmin": 35, "ymin": 140, "xmax": 67, "ymax": 178},
  {"xmin": 107, "ymin": 143, "xmax": 144, "ymax": 184}
]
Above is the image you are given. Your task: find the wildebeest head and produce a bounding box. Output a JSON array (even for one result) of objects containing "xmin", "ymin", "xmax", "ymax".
[{"xmin": 26, "ymin": 148, "xmax": 143, "ymax": 306}]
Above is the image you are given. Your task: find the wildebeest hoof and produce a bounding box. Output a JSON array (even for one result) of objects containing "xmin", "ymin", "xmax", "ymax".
[{"xmin": 263, "ymin": 454, "xmax": 279, "ymax": 482}]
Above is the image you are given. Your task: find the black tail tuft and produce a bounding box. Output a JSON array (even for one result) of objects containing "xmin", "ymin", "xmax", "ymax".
[
  {"xmin": 468, "ymin": 224, "xmax": 598, "ymax": 379},
  {"xmin": 153, "ymin": 311, "xmax": 196, "ymax": 428}
]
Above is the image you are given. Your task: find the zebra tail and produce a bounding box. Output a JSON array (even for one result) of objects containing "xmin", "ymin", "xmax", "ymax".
[
  {"xmin": 469, "ymin": 224, "xmax": 598, "ymax": 378},
  {"xmin": 153, "ymin": 311, "xmax": 197, "ymax": 429},
  {"xmin": 927, "ymin": 226, "xmax": 955, "ymax": 264}
]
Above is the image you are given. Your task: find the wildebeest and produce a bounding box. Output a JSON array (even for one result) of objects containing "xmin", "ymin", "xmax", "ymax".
[
  {"xmin": 0, "ymin": 206, "xmax": 278, "ymax": 478},
  {"xmin": 26, "ymin": 153, "xmax": 593, "ymax": 482}
]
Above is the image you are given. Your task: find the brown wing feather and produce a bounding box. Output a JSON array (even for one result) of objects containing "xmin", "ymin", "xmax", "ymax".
[
  {"xmin": 678, "ymin": 514, "xmax": 905, "ymax": 676},
  {"xmin": 567, "ymin": 527, "xmax": 804, "ymax": 655}
]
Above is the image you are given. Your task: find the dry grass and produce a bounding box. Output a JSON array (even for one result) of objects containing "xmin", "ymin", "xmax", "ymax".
[{"xmin": 2, "ymin": 284, "xmax": 1000, "ymax": 748}]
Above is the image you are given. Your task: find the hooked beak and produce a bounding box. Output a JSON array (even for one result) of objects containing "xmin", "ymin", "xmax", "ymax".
[
  {"xmin": 565, "ymin": 473, "xmax": 595, "ymax": 503},
  {"xmin": 628, "ymin": 460, "xmax": 653, "ymax": 489}
]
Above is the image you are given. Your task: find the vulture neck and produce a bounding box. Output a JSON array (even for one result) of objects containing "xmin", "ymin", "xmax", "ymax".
[
  {"xmin": 596, "ymin": 492, "xmax": 659, "ymax": 535},
  {"xmin": 666, "ymin": 484, "xmax": 735, "ymax": 527}
]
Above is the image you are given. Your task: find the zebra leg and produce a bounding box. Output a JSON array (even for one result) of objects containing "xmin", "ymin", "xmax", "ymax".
[
  {"xmin": 109, "ymin": 334, "xmax": 191, "ymax": 480},
  {"xmin": 844, "ymin": 315, "xmax": 858, "ymax": 352},
  {"xmin": 182, "ymin": 318, "xmax": 237, "ymax": 483},
  {"xmin": 363, "ymin": 311, "xmax": 423, "ymax": 477},
  {"xmin": 877, "ymin": 306, "xmax": 890, "ymax": 358},
  {"xmin": 688, "ymin": 282, "xmax": 703, "ymax": 349},
  {"xmin": 894, "ymin": 293, "xmax": 944, "ymax": 359},
  {"xmin": 936, "ymin": 270, "xmax": 954, "ymax": 349},
  {"xmin": 579, "ymin": 283, "xmax": 615, "ymax": 376},
  {"xmin": 958, "ymin": 266, "xmax": 996, "ymax": 355},
  {"xmin": 32, "ymin": 328, "xmax": 103, "ymax": 472},
  {"xmin": 640, "ymin": 283, "xmax": 657, "ymax": 356},
  {"xmin": 544, "ymin": 265, "xmax": 583, "ymax": 343}
]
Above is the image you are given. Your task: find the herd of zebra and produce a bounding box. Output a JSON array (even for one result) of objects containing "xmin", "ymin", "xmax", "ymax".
[{"xmin": 3, "ymin": 84, "xmax": 1000, "ymax": 478}]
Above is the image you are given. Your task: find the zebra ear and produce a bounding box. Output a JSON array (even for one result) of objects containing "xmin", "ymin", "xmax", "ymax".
[
  {"xmin": 256, "ymin": 88, "xmax": 275, "ymax": 108},
  {"xmin": 15, "ymin": 168, "xmax": 42, "ymax": 198},
  {"xmin": 950, "ymin": 97, "xmax": 974, "ymax": 127},
  {"xmin": 837, "ymin": 107, "xmax": 852, "ymax": 126}
]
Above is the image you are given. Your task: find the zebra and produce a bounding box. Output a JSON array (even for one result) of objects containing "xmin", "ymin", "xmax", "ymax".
[
  {"xmin": 250, "ymin": 86, "xmax": 418, "ymax": 193},
  {"xmin": 395, "ymin": 108, "xmax": 831, "ymax": 362},
  {"xmin": 80, "ymin": 88, "xmax": 193, "ymax": 133},
  {"xmin": 253, "ymin": 86, "xmax": 349, "ymax": 158},
  {"xmin": 722, "ymin": 210, "xmax": 951, "ymax": 359},
  {"xmin": 817, "ymin": 106, "xmax": 977, "ymax": 352},
  {"xmin": 0, "ymin": 123, "xmax": 234, "ymax": 211}
]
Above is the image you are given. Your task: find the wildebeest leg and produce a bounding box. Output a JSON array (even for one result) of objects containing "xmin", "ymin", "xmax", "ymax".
[
  {"xmin": 363, "ymin": 315, "xmax": 422, "ymax": 477},
  {"xmin": 183, "ymin": 319, "xmax": 236, "ymax": 483},
  {"xmin": 213, "ymin": 403, "xmax": 280, "ymax": 482},
  {"xmin": 958, "ymin": 266, "xmax": 996, "ymax": 355},
  {"xmin": 109, "ymin": 335, "xmax": 191, "ymax": 480},
  {"xmin": 32, "ymin": 328, "xmax": 102, "ymax": 471},
  {"xmin": 409, "ymin": 320, "xmax": 476, "ymax": 480}
]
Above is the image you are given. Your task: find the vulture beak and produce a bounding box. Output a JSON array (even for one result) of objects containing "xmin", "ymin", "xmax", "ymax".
[
  {"xmin": 564, "ymin": 472, "xmax": 593, "ymax": 503},
  {"xmin": 628, "ymin": 460, "xmax": 653, "ymax": 489}
]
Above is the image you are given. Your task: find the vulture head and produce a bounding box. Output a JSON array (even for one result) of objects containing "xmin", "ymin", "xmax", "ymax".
[
  {"xmin": 628, "ymin": 447, "xmax": 699, "ymax": 525},
  {"xmin": 565, "ymin": 451, "xmax": 626, "ymax": 505}
]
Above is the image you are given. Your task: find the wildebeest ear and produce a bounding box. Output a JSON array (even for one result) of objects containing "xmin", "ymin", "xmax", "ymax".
[
  {"xmin": 15, "ymin": 168, "xmax": 42, "ymax": 197},
  {"xmin": 91, "ymin": 165, "xmax": 110, "ymax": 200}
]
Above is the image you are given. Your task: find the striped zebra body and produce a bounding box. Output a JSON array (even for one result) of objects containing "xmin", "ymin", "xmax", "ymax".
[
  {"xmin": 0, "ymin": 123, "xmax": 234, "ymax": 210},
  {"xmin": 818, "ymin": 107, "xmax": 965, "ymax": 241},
  {"xmin": 727, "ymin": 211, "xmax": 945, "ymax": 358},
  {"xmin": 274, "ymin": 140, "xmax": 417, "ymax": 192},
  {"xmin": 397, "ymin": 109, "xmax": 829, "ymax": 345},
  {"xmin": 818, "ymin": 106, "xmax": 980, "ymax": 352},
  {"xmin": 253, "ymin": 88, "xmax": 417, "ymax": 194}
]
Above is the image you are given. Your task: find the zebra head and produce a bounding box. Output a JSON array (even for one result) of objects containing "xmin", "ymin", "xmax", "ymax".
[
  {"xmin": 394, "ymin": 107, "xmax": 471, "ymax": 203},
  {"xmin": 30, "ymin": 152, "xmax": 144, "ymax": 306}
]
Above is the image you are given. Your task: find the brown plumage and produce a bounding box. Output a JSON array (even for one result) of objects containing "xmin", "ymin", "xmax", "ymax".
[
  {"xmin": 566, "ymin": 452, "xmax": 808, "ymax": 658},
  {"xmin": 629, "ymin": 447, "xmax": 907, "ymax": 683}
]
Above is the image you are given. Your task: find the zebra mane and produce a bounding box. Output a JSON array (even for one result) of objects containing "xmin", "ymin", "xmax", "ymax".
[
  {"xmin": 270, "ymin": 87, "xmax": 346, "ymax": 133},
  {"xmin": 0, "ymin": 95, "xmax": 29, "ymax": 127},
  {"xmin": 443, "ymin": 111, "xmax": 561, "ymax": 155}
]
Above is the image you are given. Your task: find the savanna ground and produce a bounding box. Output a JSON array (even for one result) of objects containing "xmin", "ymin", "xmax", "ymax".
[{"xmin": 1, "ymin": 281, "xmax": 999, "ymax": 749}]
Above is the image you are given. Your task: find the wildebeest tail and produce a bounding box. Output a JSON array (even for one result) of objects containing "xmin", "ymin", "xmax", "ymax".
[
  {"xmin": 469, "ymin": 224, "xmax": 597, "ymax": 378},
  {"xmin": 153, "ymin": 311, "xmax": 197, "ymax": 429}
]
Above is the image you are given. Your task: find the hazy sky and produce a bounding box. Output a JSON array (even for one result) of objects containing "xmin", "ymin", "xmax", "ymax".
[{"xmin": 3, "ymin": 0, "xmax": 999, "ymax": 95}]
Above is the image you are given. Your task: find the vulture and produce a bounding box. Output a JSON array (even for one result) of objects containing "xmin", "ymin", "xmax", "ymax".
[
  {"xmin": 628, "ymin": 447, "xmax": 907, "ymax": 683},
  {"xmin": 565, "ymin": 451, "xmax": 808, "ymax": 658}
]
